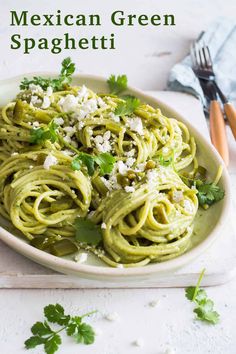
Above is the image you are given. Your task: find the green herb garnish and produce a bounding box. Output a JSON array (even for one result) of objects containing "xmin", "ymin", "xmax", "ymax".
[
  {"xmin": 107, "ymin": 74, "xmax": 128, "ymax": 95},
  {"xmin": 20, "ymin": 57, "xmax": 75, "ymax": 92},
  {"xmin": 71, "ymin": 152, "xmax": 115, "ymax": 176},
  {"xmin": 185, "ymin": 269, "xmax": 220, "ymax": 324},
  {"xmin": 30, "ymin": 121, "xmax": 59, "ymax": 144},
  {"xmin": 196, "ymin": 182, "xmax": 225, "ymax": 207},
  {"xmin": 115, "ymin": 96, "xmax": 140, "ymax": 116},
  {"xmin": 74, "ymin": 217, "xmax": 102, "ymax": 246},
  {"xmin": 24, "ymin": 303, "xmax": 96, "ymax": 354},
  {"xmin": 159, "ymin": 155, "xmax": 173, "ymax": 167}
]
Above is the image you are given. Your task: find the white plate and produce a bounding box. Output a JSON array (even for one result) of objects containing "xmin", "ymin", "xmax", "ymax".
[{"xmin": 0, "ymin": 74, "xmax": 231, "ymax": 282}]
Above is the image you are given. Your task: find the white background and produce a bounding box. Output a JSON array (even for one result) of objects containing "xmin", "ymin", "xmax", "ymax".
[{"xmin": 0, "ymin": 1, "xmax": 236, "ymax": 353}]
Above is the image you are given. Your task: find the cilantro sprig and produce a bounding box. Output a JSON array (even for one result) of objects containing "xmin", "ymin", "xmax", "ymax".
[
  {"xmin": 25, "ymin": 303, "xmax": 96, "ymax": 354},
  {"xmin": 115, "ymin": 96, "xmax": 140, "ymax": 116},
  {"xmin": 107, "ymin": 74, "xmax": 128, "ymax": 95},
  {"xmin": 185, "ymin": 269, "xmax": 220, "ymax": 325},
  {"xmin": 30, "ymin": 120, "xmax": 59, "ymax": 144},
  {"xmin": 20, "ymin": 57, "xmax": 75, "ymax": 92},
  {"xmin": 74, "ymin": 217, "xmax": 102, "ymax": 246},
  {"xmin": 71, "ymin": 152, "xmax": 115, "ymax": 176},
  {"xmin": 196, "ymin": 182, "xmax": 225, "ymax": 207}
]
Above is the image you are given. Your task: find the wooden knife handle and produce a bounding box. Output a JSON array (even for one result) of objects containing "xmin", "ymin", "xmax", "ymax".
[
  {"xmin": 209, "ymin": 100, "xmax": 229, "ymax": 166},
  {"xmin": 224, "ymin": 102, "xmax": 236, "ymax": 140}
]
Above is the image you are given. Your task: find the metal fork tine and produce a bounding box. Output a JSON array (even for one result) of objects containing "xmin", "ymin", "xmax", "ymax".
[
  {"xmin": 190, "ymin": 44, "xmax": 197, "ymax": 67},
  {"xmin": 205, "ymin": 45, "xmax": 213, "ymax": 69},
  {"xmin": 202, "ymin": 45, "xmax": 209, "ymax": 69}
]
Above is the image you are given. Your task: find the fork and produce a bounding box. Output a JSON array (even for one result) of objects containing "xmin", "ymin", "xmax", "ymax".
[{"xmin": 191, "ymin": 42, "xmax": 229, "ymax": 166}]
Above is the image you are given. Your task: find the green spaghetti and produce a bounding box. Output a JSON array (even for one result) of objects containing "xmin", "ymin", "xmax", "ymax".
[{"xmin": 0, "ymin": 58, "xmax": 224, "ymax": 268}]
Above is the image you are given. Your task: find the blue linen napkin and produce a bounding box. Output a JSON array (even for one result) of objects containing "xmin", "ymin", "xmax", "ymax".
[{"xmin": 167, "ymin": 18, "xmax": 236, "ymax": 111}]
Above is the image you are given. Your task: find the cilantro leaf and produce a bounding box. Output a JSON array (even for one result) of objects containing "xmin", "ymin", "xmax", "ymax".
[
  {"xmin": 44, "ymin": 334, "xmax": 61, "ymax": 354},
  {"xmin": 107, "ymin": 74, "xmax": 128, "ymax": 95},
  {"xmin": 71, "ymin": 152, "xmax": 115, "ymax": 176},
  {"xmin": 185, "ymin": 269, "xmax": 220, "ymax": 325},
  {"xmin": 25, "ymin": 303, "xmax": 96, "ymax": 354},
  {"xmin": 30, "ymin": 121, "xmax": 59, "ymax": 144},
  {"xmin": 196, "ymin": 182, "xmax": 225, "ymax": 206},
  {"xmin": 94, "ymin": 152, "xmax": 116, "ymax": 175},
  {"xmin": 71, "ymin": 153, "xmax": 95, "ymax": 176},
  {"xmin": 74, "ymin": 217, "xmax": 102, "ymax": 246},
  {"xmin": 159, "ymin": 155, "xmax": 173, "ymax": 167},
  {"xmin": 76, "ymin": 323, "xmax": 95, "ymax": 345},
  {"xmin": 20, "ymin": 57, "xmax": 75, "ymax": 92},
  {"xmin": 25, "ymin": 336, "xmax": 46, "ymax": 349},
  {"xmin": 31, "ymin": 321, "xmax": 53, "ymax": 337},
  {"xmin": 44, "ymin": 304, "xmax": 70, "ymax": 326},
  {"xmin": 115, "ymin": 97, "xmax": 140, "ymax": 116}
]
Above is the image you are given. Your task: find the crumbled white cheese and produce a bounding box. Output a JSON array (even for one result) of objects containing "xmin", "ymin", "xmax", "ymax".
[
  {"xmin": 128, "ymin": 117, "xmax": 144, "ymax": 135},
  {"xmin": 41, "ymin": 96, "xmax": 51, "ymax": 109},
  {"xmin": 93, "ymin": 131, "xmax": 112, "ymax": 153},
  {"xmin": 125, "ymin": 149, "xmax": 135, "ymax": 157},
  {"xmin": 133, "ymin": 338, "xmax": 144, "ymax": 347},
  {"xmin": 97, "ymin": 97, "xmax": 107, "ymax": 108},
  {"xmin": 30, "ymin": 95, "xmax": 42, "ymax": 106},
  {"xmin": 11, "ymin": 152, "xmax": 19, "ymax": 156},
  {"xmin": 183, "ymin": 199, "xmax": 194, "ymax": 213},
  {"xmin": 164, "ymin": 348, "xmax": 176, "ymax": 354},
  {"xmin": 149, "ymin": 300, "xmax": 159, "ymax": 307},
  {"xmin": 59, "ymin": 94, "xmax": 78, "ymax": 112},
  {"xmin": 109, "ymin": 112, "xmax": 120, "ymax": 122},
  {"xmin": 124, "ymin": 186, "xmax": 135, "ymax": 193},
  {"xmin": 43, "ymin": 155, "xmax": 58, "ymax": 170},
  {"xmin": 32, "ymin": 121, "xmax": 40, "ymax": 127},
  {"xmin": 61, "ymin": 149, "xmax": 74, "ymax": 156},
  {"xmin": 74, "ymin": 252, "xmax": 88, "ymax": 263},
  {"xmin": 172, "ymin": 191, "xmax": 183, "ymax": 203},
  {"xmin": 77, "ymin": 85, "xmax": 89, "ymax": 102},
  {"xmin": 101, "ymin": 222, "xmax": 107, "ymax": 229},
  {"xmin": 147, "ymin": 169, "xmax": 158, "ymax": 187},
  {"xmin": 126, "ymin": 157, "xmax": 135, "ymax": 167},
  {"xmin": 54, "ymin": 117, "xmax": 64, "ymax": 125},
  {"xmin": 105, "ymin": 312, "xmax": 120, "ymax": 321},
  {"xmin": 63, "ymin": 126, "xmax": 76, "ymax": 137},
  {"xmin": 46, "ymin": 86, "xmax": 53, "ymax": 96},
  {"xmin": 78, "ymin": 98, "xmax": 98, "ymax": 119},
  {"xmin": 29, "ymin": 84, "xmax": 44, "ymax": 95},
  {"xmin": 162, "ymin": 147, "xmax": 169, "ymax": 155},
  {"xmin": 78, "ymin": 121, "xmax": 85, "ymax": 130},
  {"xmin": 117, "ymin": 161, "xmax": 128, "ymax": 175},
  {"xmin": 101, "ymin": 176, "xmax": 121, "ymax": 191},
  {"xmin": 29, "ymin": 165, "xmax": 34, "ymax": 169}
]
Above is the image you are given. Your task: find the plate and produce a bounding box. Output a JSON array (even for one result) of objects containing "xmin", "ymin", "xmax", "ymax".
[{"xmin": 0, "ymin": 74, "xmax": 231, "ymax": 281}]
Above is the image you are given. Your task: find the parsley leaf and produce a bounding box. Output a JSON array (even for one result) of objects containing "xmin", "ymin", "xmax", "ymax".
[
  {"xmin": 71, "ymin": 152, "xmax": 115, "ymax": 176},
  {"xmin": 107, "ymin": 74, "xmax": 128, "ymax": 95},
  {"xmin": 196, "ymin": 182, "xmax": 225, "ymax": 206},
  {"xmin": 115, "ymin": 96, "xmax": 140, "ymax": 116},
  {"xmin": 74, "ymin": 217, "xmax": 102, "ymax": 246},
  {"xmin": 20, "ymin": 57, "xmax": 75, "ymax": 92},
  {"xmin": 25, "ymin": 303, "xmax": 97, "ymax": 354},
  {"xmin": 30, "ymin": 120, "xmax": 59, "ymax": 144},
  {"xmin": 185, "ymin": 269, "xmax": 220, "ymax": 325}
]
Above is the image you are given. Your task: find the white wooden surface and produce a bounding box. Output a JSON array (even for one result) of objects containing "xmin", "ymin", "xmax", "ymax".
[
  {"xmin": 0, "ymin": 1, "xmax": 236, "ymax": 353},
  {"xmin": 0, "ymin": 91, "xmax": 235, "ymax": 289}
]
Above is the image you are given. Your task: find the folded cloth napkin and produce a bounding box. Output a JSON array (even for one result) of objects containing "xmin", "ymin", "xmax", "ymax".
[{"xmin": 167, "ymin": 18, "xmax": 236, "ymax": 112}]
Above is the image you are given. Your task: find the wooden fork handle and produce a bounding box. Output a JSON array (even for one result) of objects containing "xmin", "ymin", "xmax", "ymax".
[
  {"xmin": 224, "ymin": 102, "xmax": 236, "ymax": 140},
  {"xmin": 209, "ymin": 100, "xmax": 229, "ymax": 166}
]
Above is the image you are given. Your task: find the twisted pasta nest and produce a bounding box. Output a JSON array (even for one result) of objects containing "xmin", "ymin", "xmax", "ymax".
[{"xmin": 0, "ymin": 84, "xmax": 199, "ymax": 267}]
